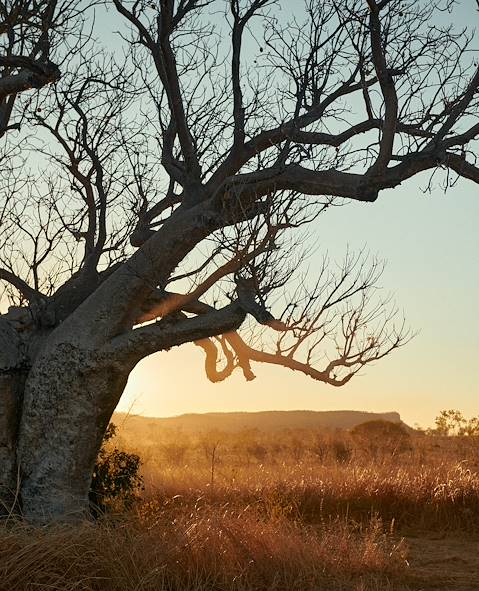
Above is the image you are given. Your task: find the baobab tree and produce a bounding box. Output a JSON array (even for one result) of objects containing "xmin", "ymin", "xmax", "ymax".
[{"xmin": 0, "ymin": 0, "xmax": 478, "ymax": 522}]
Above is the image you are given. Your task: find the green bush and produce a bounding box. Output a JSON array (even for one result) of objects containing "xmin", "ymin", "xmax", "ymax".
[
  {"xmin": 89, "ymin": 423, "xmax": 143, "ymax": 517},
  {"xmin": 433, "ymin": 409, "xmax": 479, "ymax": 436}
]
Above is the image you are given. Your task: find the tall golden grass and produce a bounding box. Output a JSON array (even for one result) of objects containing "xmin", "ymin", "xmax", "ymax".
[
  {"xmin": 132, "ymin": 426, "xmax": 479, "ymax": 533},
  {"xmin": 1, "ymin": 424, "xmax": 478, "ymax": 590},
  {"xmin": 139, "ymin": 459, "xmax": 479, "ymax": 532},
  {"xmin": 0, "ymin": 511, "xmax": 407, "ymax": 591}
]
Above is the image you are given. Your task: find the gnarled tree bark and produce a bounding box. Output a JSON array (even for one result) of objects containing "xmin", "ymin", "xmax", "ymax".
[
  {"xmin": 0, "ymin": 318, "xmax": 26, "ymax": 513},
  {"xmin": 18, "ymin": 344, "xmax": 131, "ymax": 521}
]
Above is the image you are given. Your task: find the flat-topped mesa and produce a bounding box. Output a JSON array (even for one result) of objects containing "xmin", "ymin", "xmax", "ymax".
[{"xmin": 112, "ymin": 409, "xmax": 407, "ymax": 436}]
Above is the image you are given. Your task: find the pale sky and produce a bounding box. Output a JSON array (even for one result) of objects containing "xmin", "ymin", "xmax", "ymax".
[
  {"xmin": 119, "ymin": 172, "xmax": 479, "ymax": 428},
  {"xmin": 115, "ymin": 2, "xmax": 479, "ymax": 428},
  {"xmin": 3, "ymin": 1, "xmax": 476, "ymax": 429}
]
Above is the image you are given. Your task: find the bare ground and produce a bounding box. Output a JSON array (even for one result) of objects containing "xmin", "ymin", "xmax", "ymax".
[{"xmin": 404, "ymin": 535, "xmax": 479, "ymax": 590}]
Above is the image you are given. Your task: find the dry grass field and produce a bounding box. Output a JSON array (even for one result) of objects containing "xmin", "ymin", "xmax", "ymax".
[{"xmin": 1, "ymin": 419, "xmax": 478, "ymax": 591}]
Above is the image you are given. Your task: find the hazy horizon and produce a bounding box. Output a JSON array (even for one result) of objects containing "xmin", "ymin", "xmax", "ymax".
[
  {"xmin": 118, "ymin": 172, "xmax": 479, "ymax": 430},
  {"xmin": 113, "ymin": 405, "xmax": 448, "ymax": 430},
  {"xmin": 114, "ymin": 3, "xmax": 478, "ymax": 430}
]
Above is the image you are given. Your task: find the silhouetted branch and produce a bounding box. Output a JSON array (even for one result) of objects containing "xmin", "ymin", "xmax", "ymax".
[{"xmin": 0, "ymin": 268, "xmax": 44, "ymax": 304}]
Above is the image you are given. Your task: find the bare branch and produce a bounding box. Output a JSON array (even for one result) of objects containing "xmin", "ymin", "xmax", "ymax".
[
  {"xmin": 364, "ymin": 0, "xmax": 399, "ymax": 177},
  {"xmin": 1, "ymin": 0, "xmax": 476, "ymax": 392},
  {"xmin": 106, "ymin": 301, "xmax": 246, "ymax": 363},
  {"xmin": 0, "ymin": 268, "xmax": 43, "ymax": 304}
]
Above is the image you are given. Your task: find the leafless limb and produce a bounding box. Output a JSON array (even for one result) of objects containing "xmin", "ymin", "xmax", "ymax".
[
  {"xmin": 0, "ymin": 0, "xmax": 86, "ymax": 137},
  {"xmin": 1, "ymin": 0, "xmax": 477, "ymax": 385}
]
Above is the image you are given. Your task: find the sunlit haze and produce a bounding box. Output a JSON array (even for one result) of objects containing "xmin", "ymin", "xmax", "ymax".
[
  {"xmin": 4, "ymin": 1, "xmax": 477, "ymax": 430},
  {"xmin": 119, "ymin": 174, "xmax": 479, "ymax": 428},
  {"xmin": 114, "ymin": 2, "xmax": 479, "ymax": 429}
]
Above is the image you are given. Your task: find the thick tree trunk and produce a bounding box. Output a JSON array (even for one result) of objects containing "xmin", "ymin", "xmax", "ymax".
[
  {"xmin": 0, "ymin": 318, "xmax": 26, "ymax": 514},
  {"xmin": 17, "ymin": 340, "xmax": 130, "ymax": 523},
  {"xmin": 0, "ymin": 373, "xmax": 25, "ymax": 513}
]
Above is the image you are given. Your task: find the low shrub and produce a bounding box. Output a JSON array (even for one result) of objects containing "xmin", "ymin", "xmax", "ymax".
[{"xmin": 89, "ymin": 423, "xmax": 143, "ymax": 517}]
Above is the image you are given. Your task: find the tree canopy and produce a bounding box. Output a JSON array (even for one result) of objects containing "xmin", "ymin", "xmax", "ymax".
[
  {"xmin": 0, "ymin": 0, "xmax": 478, "ymax": 521},
  {"xmin": 2, "ymin": 0, "xmax": 478, "ymax": 385}
]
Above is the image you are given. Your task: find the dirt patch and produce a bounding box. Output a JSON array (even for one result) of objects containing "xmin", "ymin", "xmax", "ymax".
[{"xmin": 405, "ymin": 535, "xmax": 479, "ymax": 590}]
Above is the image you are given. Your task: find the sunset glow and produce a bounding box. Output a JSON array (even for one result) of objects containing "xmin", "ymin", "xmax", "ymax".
[{"xmin": 120, "ymin": 177, "xmax": 479, "ymax": 428}]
